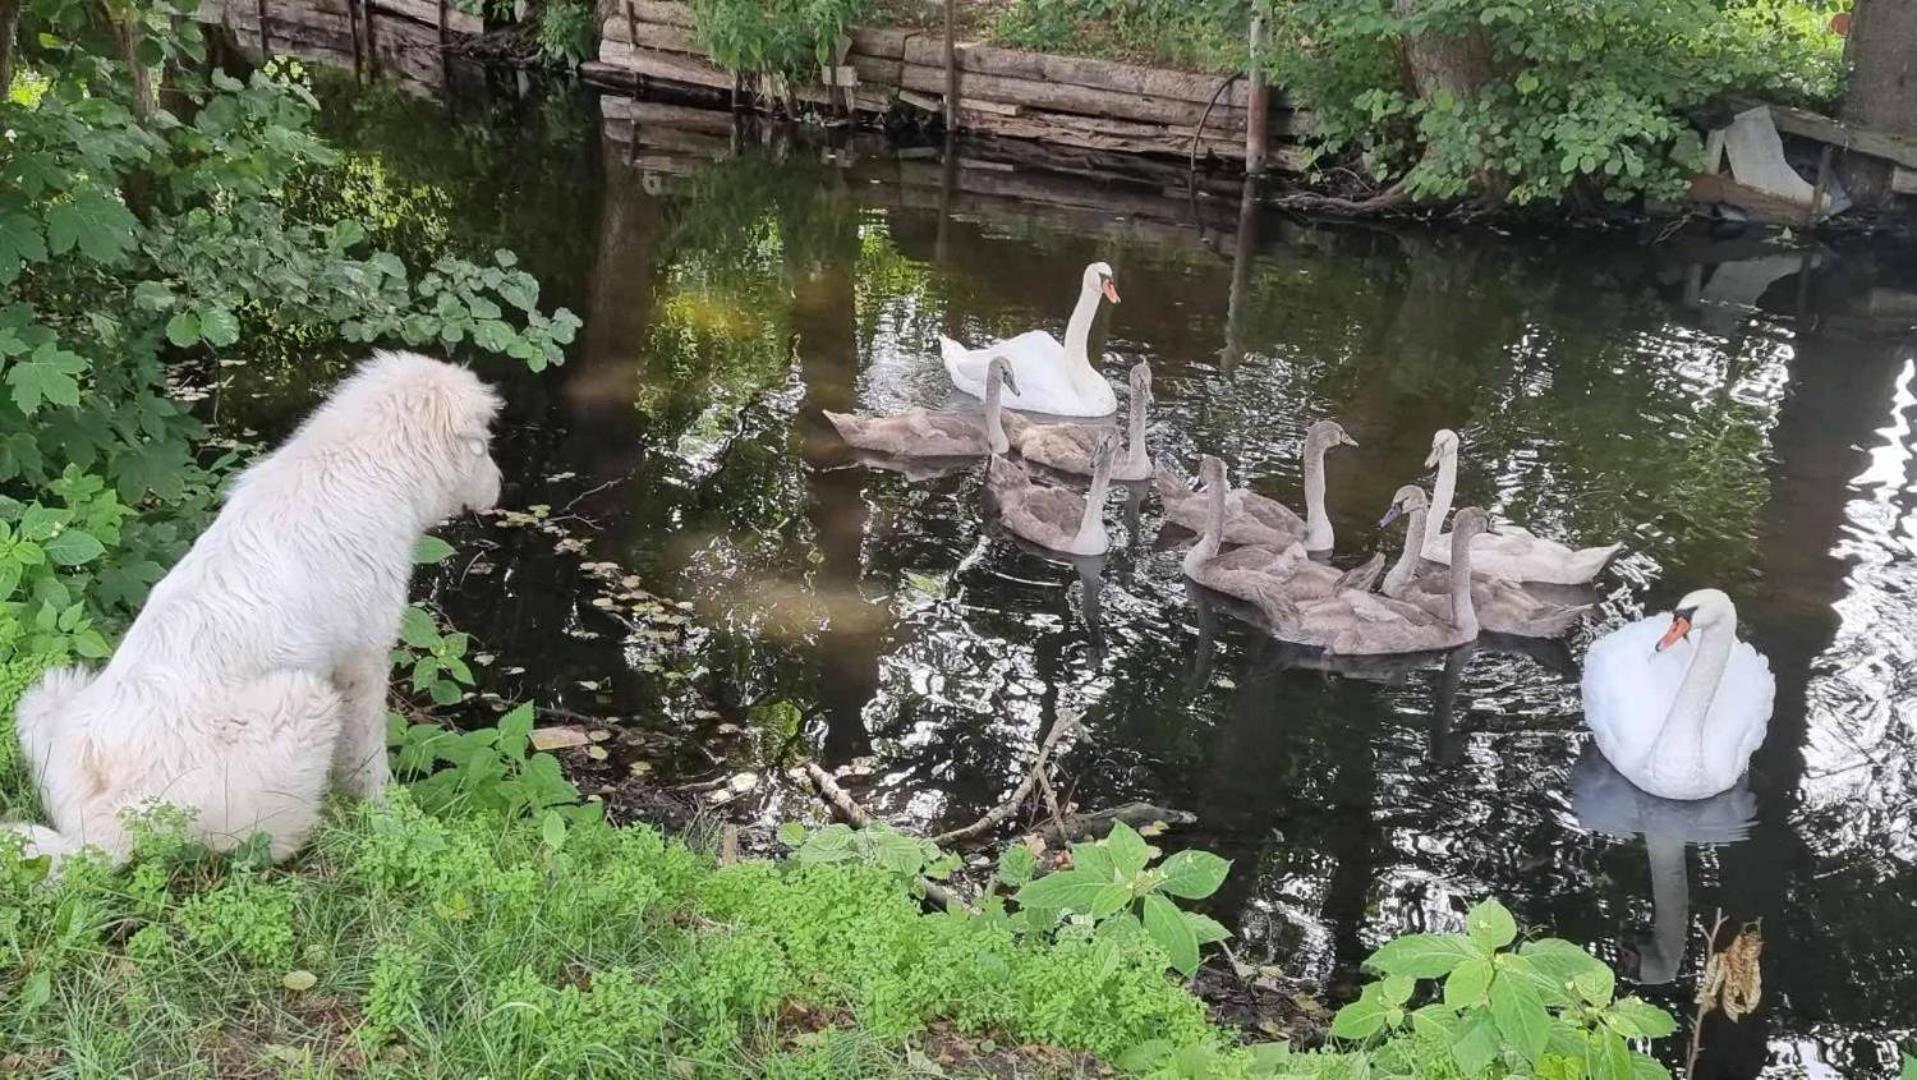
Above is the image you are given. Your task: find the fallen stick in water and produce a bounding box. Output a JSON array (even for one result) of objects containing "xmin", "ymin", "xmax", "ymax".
[
  {"xmin": 1035, "ymin": 801, "xmax": 1198, "ymax": 846},
  {"xmin": 930, "ymin": 711, "xmax": 1080, "ymax": 846}
]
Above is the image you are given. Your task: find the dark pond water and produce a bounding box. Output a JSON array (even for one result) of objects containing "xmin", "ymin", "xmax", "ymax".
[{"xmin": 235, "ymin": 69, "xmax": 1917, "ymax": 1076}]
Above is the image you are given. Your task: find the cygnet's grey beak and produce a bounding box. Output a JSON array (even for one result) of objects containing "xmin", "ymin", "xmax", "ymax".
[{"xmin": 1379, "ymin": 503, "xmax": 1405, "ymax": 528}]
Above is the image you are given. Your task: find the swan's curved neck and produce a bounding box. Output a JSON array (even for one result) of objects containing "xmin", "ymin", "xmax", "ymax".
[
  {"xmin": 1303, "ymin": 439, "xmax": 1333, "ymax": 551},
  {"xmin": 1427, "ymin": 445, "xmax": 1457, "ymax": 552},
  {"xmin": 1384, "ymin": 506, "xmax": 1426, "ymax": 597},
  {"xmin": 1063, "ymin": 281, "xmax": 1100, "ymax": 367},
  {"xmin": 1656, "ymin": 613, "xmax": 1736, "ymax": 759},
  {"xmin": 1123, "ymin": 390, "xmax": 1149, "ymax": 472},
  {"xmin": 1184, "ymin": 474, "xmax": 1226, "ymax": 576},
  {"xmin": 1074, "ymin": 456, "xmax": 1113, "ymax": 549},
  {"xmin": 1448, "ymin": 524, "xmax": 1479, "ymax": 634},
  {"xmin": 984, "ymin": 372, "xmax": 1008, "ymax": 454}
]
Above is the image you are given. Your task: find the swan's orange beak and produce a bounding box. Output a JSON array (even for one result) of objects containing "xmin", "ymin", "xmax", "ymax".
[
  {"xmin": 1655, "ymin": 614, "xmax": 1692, "ymax": 652},
  {"xmin": 1102, "ymin": 279, "xmax": 1120, "ymax": 304}
]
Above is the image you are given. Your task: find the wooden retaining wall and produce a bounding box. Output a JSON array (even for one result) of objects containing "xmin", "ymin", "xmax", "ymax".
[
  {"xmin": 585, "ymin": 1, "xmax": 1311, "ymax": 170},
  {"xmin": 195, "ymin": 0, "xmax": 480, "ymax": 91}
]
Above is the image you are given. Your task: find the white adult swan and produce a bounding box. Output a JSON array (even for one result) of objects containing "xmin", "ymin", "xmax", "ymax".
[
  {"xmin": 1580, "ymin": 589, "xmax": 1773, "ymax": 800},
  {"xmin": 941, "ymin": 262, "xmax": 1120, "ymax": 417},
  {"xmin": 1423, "ymin": 429, "xmax": 1622, "ymax": 585}
]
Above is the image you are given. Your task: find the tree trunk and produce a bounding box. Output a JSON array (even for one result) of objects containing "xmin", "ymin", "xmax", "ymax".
[
  {"xmin": 0, "ymin": 0, "xmax": 19, "ymax": 97},
  {"xmin": 115, "ymin": 16, "xmax": 156, "ymax": 119},
  {"xmin": 1393, "ymin": 0, "xmax": 1492, "ymax": 107},
  {"xmin": 1839, "ymin": 0, "xmax": 1917, "ymax": 207}
]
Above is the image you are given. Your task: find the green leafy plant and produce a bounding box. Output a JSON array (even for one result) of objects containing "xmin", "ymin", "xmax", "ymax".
[
  {"xmin": 690, "ymin": 0, "xmax": 873, "ymax": 81},
  {"xmin": 1323, "ymin": 898, "xmax": 1677, "ymax": 1079},
  {"xmin": 535, "ymin": 0, "xmax": 597, "ymax": 68},
  {"xmin": 777, "ymin": 820, "xmax": 962, "ymax": 882},
  {"xmin": 1011, "ymin": 821, "xmax": 1231, "ymax": 977},
  {"xmin": 391, "ymin": 604, "xmax": 475, "ymax": 706},
  {"xmin": 388, "ymin": 702, "xmax": 603, "ymax": 829}
]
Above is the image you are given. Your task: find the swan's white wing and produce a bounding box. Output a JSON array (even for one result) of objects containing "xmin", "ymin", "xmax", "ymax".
[
  {"xmin": 1706, "ymin": 639, "xmax": 1774, "ymax": 780},
  {"xmin": 1580, "ymin": 615, "xmax": 1692, "ymax": 772}
]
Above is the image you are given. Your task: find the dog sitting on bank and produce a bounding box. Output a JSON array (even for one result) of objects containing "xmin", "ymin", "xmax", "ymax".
[{"xmin": 4, "ymin": 351, "xmax": 503, "ymax": 867}]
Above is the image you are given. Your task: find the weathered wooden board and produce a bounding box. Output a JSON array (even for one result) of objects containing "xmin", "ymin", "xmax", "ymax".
[
  {"xmin": 598, "ymin": 40, "xmax": 733, "ymax": 90},
  {"xmin": 599, "ymin": 17, "xmax": 699, "ymax": 52},
  {"xmin": 958, "ymin": 107, "xmax": 1247, "ymax": 161},
  {"xmin": 600, "ymin": 95, "xmax": 737, "ymax": 135},
  {"xmin": 369, "ymin": 0, "xmax": 481, "ymax": 34},
  {"xmin": 900, "ymin": 37, "xmax": 1253, "ymax": 111}
]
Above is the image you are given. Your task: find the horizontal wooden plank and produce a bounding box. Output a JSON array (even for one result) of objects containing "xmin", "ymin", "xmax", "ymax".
[
  {"xmin": 1758, "ymin": 100, "xmax": 1917, "ymax": 171},
  {"xmin": 369, "ymin": 0, "xmax": 480, "ymax": 34},
  {"xmin": 900, "ymin": 36, "xmax": 1252, "ymax": 110},
  {"xmin": 599, "ymin": 95, "xmax": 737, "ymax": 134},
  {"xmin": 848, "ymin": 51, "xmax": 1248, "ymax": 132},
  {"xmin": 597, "ymin": 40, "xmax": 733, "ymax": 90},
  {"xmin": 599, "ymin": 16, "xmax": 698, "ymax": 51}
]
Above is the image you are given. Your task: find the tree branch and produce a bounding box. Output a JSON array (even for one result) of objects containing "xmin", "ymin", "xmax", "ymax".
[{"xmin": 929, "ymin": 710, "xmax": 1079, "ymax": 846}]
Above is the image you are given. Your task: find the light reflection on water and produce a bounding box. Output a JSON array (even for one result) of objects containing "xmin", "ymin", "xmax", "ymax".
[{"xmin": 272, "ymin": 82, "xmax": 1917, "ymax": 1077}]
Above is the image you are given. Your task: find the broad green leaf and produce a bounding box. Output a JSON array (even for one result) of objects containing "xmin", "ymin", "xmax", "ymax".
[
  {"xmin": 370, "ymin": 252, "xmax": 406, "ymax": 279},
  {"xmin": 497, "ymin": 702, "xmax": 535, "ymax": 742},
  {"xmin": 1378, "ymin": 973, "xmax": 1416, "ymax": 1007},
  {"xmin": 399, "ymin": 605, "xmax": 439, "ymax": 648},
  {"xmin": 430, "ymin": 679, "xmax": 463, "ymax": 705},
  {"xmin": 1573, "ymin": 962, "xmax": 1616, "ymax": 1007},
  {"xmin": 1089, "ymin": 882, "xmax": 1132, "ymax": 920},
  {"xmin": 1142, "ymin": 893, "xmax": 1200, "ymax": 976},
  {"xmin": 1450, "ymin": 1009, "xmax": 1501, "ymax": 1075},
  {"xmin": 198, "ymin": 307, "xmax": 240, "ymax": 347},
  {"xmin": 8, "ymin": 342, "xmax": 86, "ymax": 414},
  {"xmin": 413, "ymin": 534, "xmax": 452, "ymax": 568},
  {"xmin": 18, "ymin": 503, "xmax": 64, "ymax": 542},
  {"xmin": 872, "ymin": 830, "xmax": 926, "ymax": 875},
  {"xmin": 1365, "ymin": 933, "xmax": 1482, "ymax": 978},
  {"xmin": 1157, "ymin": 848, "xmax": 1230, "ymax": 899},
  {"xmin": 1490, "ymin": 971, "xmax": 1551, "ymax": 1063},
  {"xmin": 282, "ymin": 969, "xmax": 318, "ymax": 992},
  {"xmin": 1521, "ymin": 938, "xmax": 1605, "ymax": 983},
  {"xmin": 1902, "ymin": 1053, "xmax": 1916, "ymax": 1080},
  {"xmin": 775, "ymin": 821, "xmax": 807, "ymax": 847},
  {"xmin": 1445, "ymin": 956, "xmax": 1494, "ymax": 1008},
  {"xmin": 539, "ymin": 809, "xmax": 567, "ymax": 850},
  {"xmin": 1183, "ymin": 910, "xmax": 1231, "ymax": 945},
  {"xmin": 1466, "ymin": 898, "xmax": 1517, "ymax": 949},
  {"xmin": 1115, "ymin": 1040, "xmax": 1173, "ymax": 1072},
  {"xmin": 1606, "ymin": 997, "xmax": 1678, "ymax": 1039},
  {"xmin": 995, "ymin": 844, "xmax": 1036, "ymax": 887},
  {"xmin": 132, "ymin": 281, "xmax": 175, "ymax": 310},
  {"xmin": 165, "ymin": 311, "xmax": 201, "ymax": 347},
  {"xmin": 1105, "ymin": 819, "xmax": 1152, "ymax": 877},
  {"xmin": 1498, "ymin": 951, "xmax": 1575, "ymax": 1007},
  {"xmin": 1632, "ymin": 1055, "xmax": 1674, "ymax": 1080},
  {"xmin": 43, "ymin": 528, "xmax": 104, "ymax": 566},
  {"xmin": 1015, "ymin": 869, "xmax": 1107, "ymax": 914},
  {"xmin": 45, "ymin": 191, "xmax": 137, "ymax": 264},
  {"xmin": 1587, "ymin": 1028, "xmax": 1632, "ymax": 1080},
  {"xmin": 0, "ymin": 214, "xmax": 48, "ymax": 282},
  {"xmin": 1331, "ymin": 995, "xmax": 1388, "ymax": 1041}
]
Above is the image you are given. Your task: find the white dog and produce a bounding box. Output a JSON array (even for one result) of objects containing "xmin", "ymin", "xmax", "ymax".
[{"xmin": 5, "ymin": 351, "xmax": 502, "ymax": 867}]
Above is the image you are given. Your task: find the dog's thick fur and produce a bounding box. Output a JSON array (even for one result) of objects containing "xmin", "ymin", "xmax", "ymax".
[{"xmin": 6, "ymin": 352, "xmax": 503, "ymax": 866}]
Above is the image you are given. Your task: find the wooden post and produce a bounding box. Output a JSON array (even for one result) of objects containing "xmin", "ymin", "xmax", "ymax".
[
  {"xmin": 435, "ymin": 0, "xmax": 446, "ymax": 47},
  {"xmin": 346, "ymin": 0, "xmax": 362, "ymax": 79},
  {"xmin": 1222, "ymin": 177, "xmax": 1258, "ymax": 373},
  {"xmin": 255, "ymin": 0, "xmax": 269, "ymax": 55},
  {"xmin": 1245, "ymin": 15, "xmax": 1268, "ymax": 174},
  {"xmin": 942, "ymin": 0, "xmax": 958, "ymax": 132}
]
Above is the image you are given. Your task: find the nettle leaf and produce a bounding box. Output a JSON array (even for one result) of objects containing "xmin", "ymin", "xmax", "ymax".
[
  {"xmin": 1378, "ymin": 973, "xmax": 1416, "ymax": 1007},
  {"xmin": 43, "ymin": 528, "xmax": 105, "ymax": 566},
  {"xmin": 399, "ymin": 605, "xmax": 440, "ymax": 648},
  {"xmin": 1157, "ymin": 849, "xmax": 1229, "ymax": 900},
  {"xmin": 1588, "ymin": 1027, "xmax": 1632, "ymax": 1080},
  {"xmin": 1632, "ymin": 1055, "xmax": 1674, "ymax": 1080},
  {"xmin": 1465, "ymin": 898, "xmax": 1518, "ymax": 949},
  {"xmin": 1444, "ymin": 956, "xmax": 1494, "ymax": 1009},
  {"xmin": 46, "ymin": 190, "xmax": 138, "ymax": 264},
  {"xmin": 1088, "ymin": 882, "xmax": 1132, "ymax": 920},
  {"xmin": 1141, "ymin": 893, "xmax": 1200, "ymax": 977},
  {"xmin": 1015, "ymin": 869, "xmax": 1106, "ymax": 914},
  {"xmin": 995, "ymin": 844, "xmax": 1037, "ymax": 887},
  {"xmin": 1449, "ymin": 1008, "xmax": 1501, "ymax": 1075},
  {"xmin": 1331, "ymin": 995, "xmax": 1389, "ymax": 1041},
  {"xmin": 1105, "ymin": 819, "xmax": 1152, "ymax": 878},
  {"xmin": 1573, "ymin": 962, "xmax": 1616, "ymax": 1007},
  {"xmin": 132, "ymin": 280, "xmax": 176, "ymax": 310},
  {"xmin": 8, "ymin": 342, "xmax": 88, "ymax": 414},
  {"xmin": 1365, "ymin": 933, "xmax": 1483, "ymax": 978},
  {"xmin": 1183, "ymin": 910, "xmax": 1231, "ymax": 945},
  {"xmin": 165, "ymin": 311, "xmax": 201, "ymax": 347},
  {"xmin": 412, "ymin": 535, "xmax": 456, "ymax": 564},
  {"xmin": 1489, "ymin": 970, "xmax": 1551, "ymax": 1064},
  {"xmin": 1605, "ymin": 997, "xmax": 1677, "ymax": 1039}
]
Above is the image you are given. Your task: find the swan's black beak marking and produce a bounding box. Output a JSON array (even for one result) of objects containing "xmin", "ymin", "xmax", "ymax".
[{"xmin": 1656, "ymin": 607, "xmax": 1696, "ymax": 652}]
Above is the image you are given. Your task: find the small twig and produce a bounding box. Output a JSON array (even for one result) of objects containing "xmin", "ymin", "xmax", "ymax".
[
  {"xmin": 1034, "ymin": 769, "xmax": 1070, "ymax": 845},
  {"xmin": 1686, "ymin": 908, "xmax": 1731, "ymax": 1079},
  {"xmin": 930, "ymin": 711, "xmax": 1079, "ymax": 845},
  {"xmin": 561, "ymin": 471, "xmax": 636, "ymax": 513},
  {"xmin": 1190, "ymin": 72, "xmax": 1245, "ymax": 177}
]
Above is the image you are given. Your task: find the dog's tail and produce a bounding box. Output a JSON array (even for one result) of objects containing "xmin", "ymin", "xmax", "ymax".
[{"xmin": 13, "ymin": 666, "xmax": 96, "ymax": 785}]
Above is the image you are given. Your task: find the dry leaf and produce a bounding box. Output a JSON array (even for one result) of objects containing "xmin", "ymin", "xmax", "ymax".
[
  {"xmin": 1697, "ymin": 922, "xmax": 1763, "ymax": 1021},
  {"xmin": 529, "ymin": 726, "xmax": 590, "ymax": 751}
]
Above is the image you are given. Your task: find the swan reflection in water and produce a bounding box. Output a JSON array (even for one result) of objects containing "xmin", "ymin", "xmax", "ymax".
[{"xmin": 1569, "ymin": 746, "xmax": 1757, "ymax": 984}]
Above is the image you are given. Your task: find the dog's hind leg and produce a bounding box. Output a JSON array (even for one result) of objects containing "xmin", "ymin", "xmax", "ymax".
[
  {"xmin": 181, "ymin": 671, "xmax": 345, "ymax": 862},
  {"xmin": 328, "ymin": 647, "xmax": 392, "ymax": 803},
  {"xmin": 1, "ymin": 821, "xmax": 92, "ymax": 867}
]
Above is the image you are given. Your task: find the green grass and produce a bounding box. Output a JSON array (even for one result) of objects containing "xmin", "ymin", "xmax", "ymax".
[{"xmin": 0, "ymin": 667, "xmax": 1235, "ymax": 1077}]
